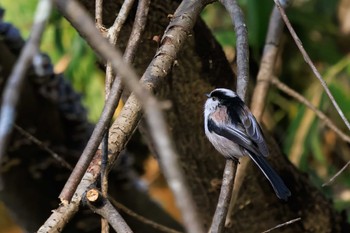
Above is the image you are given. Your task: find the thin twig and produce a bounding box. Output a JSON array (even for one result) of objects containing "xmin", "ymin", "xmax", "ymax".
[
  {"xmin": 101, "ymin": 132, "xmax": 109, "ymax": 232},
  {"xmin": 0, "ymin": 0, "xmax": 52, "ymax": 186},
  {"xmin": 107, "ymin": 0, "xmax": 136, "ymax": 44},
  {"xmin": 121, "ymin": 0, "xmax": 150, "ymax": 65},
  {"xmin": 322, "ymin": 160, "xmax": 350, "ymax": 187},
  {"xmin": 14, "ymin": 124, "xmax": 73, "ymax": 170},
  {"xmin": 273, "ymin": 0, "xmax": 350, "ymax": 132},
  {"xmin": 85, "ymin": 188, "xmax": 133, "ymax": 233},
  {"xmin": 105, "ymin": 0, "xmax": 135, "ymax": 93},
  {"xmin": 54, "ymin": 1, "xmax": 206, "ymax": 232},
  {"xmin": 95, "ymin": 0, "xmax": 103, "ymax": 27},
  {"xmin": 210, "ymin": 0, "xmax": 249, "ymax": 231},
  {"xmin": 269, "ymin": 77, "xmax": 350, "ymax": 144},
  {"xmin": 110, "ymin": 198, "xmax": 183, "ymax": 233},
  {"xmin": 261, "ymin": 217, "xmax": 301, "ymax": 233}
]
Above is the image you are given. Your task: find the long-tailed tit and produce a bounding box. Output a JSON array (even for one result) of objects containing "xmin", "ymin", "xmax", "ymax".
[{"xmin": 204, "ymin": 88, "xmax": 291, "ymax": 200}]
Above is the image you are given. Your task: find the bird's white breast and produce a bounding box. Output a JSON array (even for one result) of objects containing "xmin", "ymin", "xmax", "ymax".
[{"xmin": 204, "ymin": 112, "xmax": 244, "ymax": 159}]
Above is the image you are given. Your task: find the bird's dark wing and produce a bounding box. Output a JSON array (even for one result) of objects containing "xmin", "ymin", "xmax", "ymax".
[
  {"xmin": 240, "ymin": 105, "xmax": 269, "ymax": 157},
  {"xmin": 207, "ymin": 118, "xmax": 261, "ymax": 156}
]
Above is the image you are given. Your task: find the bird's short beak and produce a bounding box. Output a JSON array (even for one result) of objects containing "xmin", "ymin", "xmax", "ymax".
[{"xmin": 205, "ymin": 93, "xmax": 210, "ymax": 98}]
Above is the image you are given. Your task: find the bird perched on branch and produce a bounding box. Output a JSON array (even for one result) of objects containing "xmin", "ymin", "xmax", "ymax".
[{"xmin": 204, "ymin": 88, "xmax": 291, "ymax": 200}]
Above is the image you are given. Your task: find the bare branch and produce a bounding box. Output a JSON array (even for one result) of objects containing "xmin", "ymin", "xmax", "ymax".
[
  {"xmin": 122, "ymin": 0, "xmax": 150, "ymax": 65},
  {"xmin": 210, "ymin": 0, "xmax": 249, "ymax": 231},
  {"xmin": 14, "ymin": 124, "xmax": 73, "ymax": 170},
  {"xmin": 273, "ymin": 0, "xmax": 350, "ymax": 132},
  {"xmin": 110, "ymin": 198, "xmax": 183, "ymax": 233},
  {"xmin": 100, "ymin": 134, "xmax": 110, "ymax": 233},
  {"xmin": 0, "ymin": 0, "xmax": 52, "ymax": 186},
  {"xmin": 84, "ymin": 188, "xmax": 133, "ymax": 233},
  {"xmin": 107, "ymin": 0, "xmax": 136, "ymax": 45},
  {"xmin": 209, "ymin": 160, "xmax": 237, "ymax": 233},
  {"xmin": 261, "ymin": 217, "xmax": 301, "ymax": 233},
  {"xmin": 95, "ymin": 0, "xmax": 103, "ymax": 26},
  {"xmin": 105, "ymin": 0, "xmax": 136, "ymax": 93},
  {"xmin": 219, "ymin": 0, "xmax": 249, "ymax": 99},
  {"xmin": 322, "ymin": 160, "xmax": 350, "ymax": 187},
  {"xmin": 269, "ymin": 76, "xmax": 350, "ymax": 144},
  {"xmin": 54, "ymin": 0, "xmax": 208, "ymax": 232}
]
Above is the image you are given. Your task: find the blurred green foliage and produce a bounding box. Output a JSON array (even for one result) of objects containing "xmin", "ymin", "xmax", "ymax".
[{"xmin": 1, "ymin": 0, "xmax": 105, "ymax": 122}]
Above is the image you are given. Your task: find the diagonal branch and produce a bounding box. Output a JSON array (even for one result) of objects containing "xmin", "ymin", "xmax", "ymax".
[
  {"xmin": 110, "ymin": 198, "xmax": 183, "ymax": 233},
  {"xmin": 322, "ymin": 160, "xmax": 350, "ymax": 187},
  {"xmin": 14, "ymin": 124, "xmax": 73, "ymax": 170},
  {"xmin": 273, "ymin": 0, "xmax": 350, "ymax": 132},
  {"xmin": 262, "ymin": 217, "xmax": 301, "ymax": 233},
  {"xmin": 269, "ymin": 76, "xmax": 350, "ymax": 144},
  {"xmin": 0, "ymin": 0, "xmax": 52, "ymax": 187}
]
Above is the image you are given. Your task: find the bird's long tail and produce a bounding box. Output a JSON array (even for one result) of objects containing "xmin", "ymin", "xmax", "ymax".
[{"xmin": 248, "ymin": 153, "xmax": 291, "ymax": 200}]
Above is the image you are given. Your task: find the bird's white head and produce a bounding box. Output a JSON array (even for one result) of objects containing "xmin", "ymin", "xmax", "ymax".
[{"xmin": 204, "ymin": 88, "xmax": 237, "ymax": 115}]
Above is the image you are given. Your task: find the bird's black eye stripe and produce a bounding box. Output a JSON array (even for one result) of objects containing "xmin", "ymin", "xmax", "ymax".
[
  {"xmin": 209, "ymin": 91, "xmax": 226, "ymax": 100},
  {"xmin": 209, "ymin": 90, "xmax": 236, "ymax": 103}
]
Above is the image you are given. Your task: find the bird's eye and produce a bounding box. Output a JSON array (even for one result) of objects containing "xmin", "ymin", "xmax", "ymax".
[{"xmin": 212, "ymin": 97, "xmax": 218, "ymax": 101}]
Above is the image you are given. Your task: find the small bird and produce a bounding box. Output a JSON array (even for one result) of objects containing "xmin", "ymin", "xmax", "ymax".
[{"xmin": 204, "ymin": 88, "xmax": 291, "ymax": 200}]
